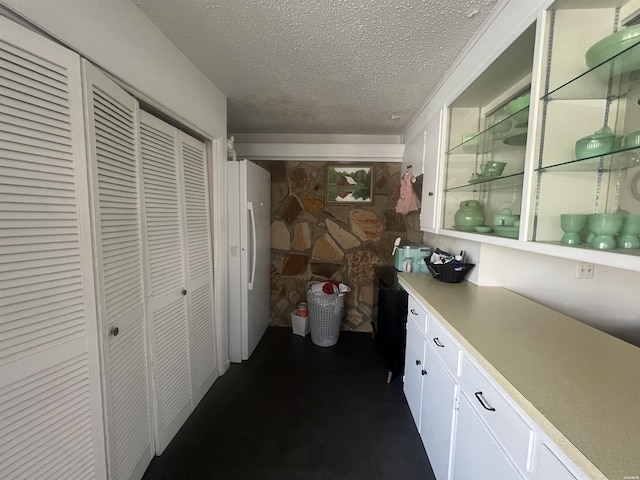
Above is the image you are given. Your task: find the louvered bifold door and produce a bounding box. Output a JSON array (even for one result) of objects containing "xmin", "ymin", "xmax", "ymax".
[
  {"xmin": 179, "ymin": 132, "xmax": 217, "ymax": 405},
  {"xmin": 138, "ymin": 111, "xmax": 192, "ymax": 455},
  {"xmin": 0, "ymin": 17, "xmax": 107, "ymax": 480},
  {"xmin": 82, "ymin": 63, "xmax": 153, "ymax": 480}
]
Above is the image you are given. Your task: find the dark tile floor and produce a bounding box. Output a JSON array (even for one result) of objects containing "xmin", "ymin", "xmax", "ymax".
[{"xmin": 142, "ymin": 326, "xmax": 435, "ymax": 480}]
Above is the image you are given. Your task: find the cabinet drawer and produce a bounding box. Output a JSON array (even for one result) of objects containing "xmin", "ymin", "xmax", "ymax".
[
  {"xmin": 459, "ymin": 355, "xmax": 533, "ymax": 472},
  {"xmin": 407, "ymin": 295, "xmax": 427, "ymax": 333},
  {"xmin": 426, "ymin": 316, "xmax": 460, "ymax": 376}
]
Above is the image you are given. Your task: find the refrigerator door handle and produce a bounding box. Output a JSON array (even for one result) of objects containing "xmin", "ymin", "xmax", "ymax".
[{"xmin": 247, "ymin": 201, "xmax": 257, "ymax": 291}]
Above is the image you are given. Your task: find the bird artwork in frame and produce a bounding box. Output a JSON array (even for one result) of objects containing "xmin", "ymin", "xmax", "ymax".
[{"xmin": 325, "ymin": 164, "xmax": 374, "ymax": 204}]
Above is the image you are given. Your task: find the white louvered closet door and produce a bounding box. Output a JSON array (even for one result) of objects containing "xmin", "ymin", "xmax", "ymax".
[
  {"xmin": 82, "ymin": 63, "xmax": 154, "ymax": 480},
  {"xmin": 180, "ymin": 132, "xmax": 217, "ymax": 405},
  {"xmin": 0, "ymin": 17, "xmax": 107, "ymax": 480},
  {"xmin": 138, "ymin": 111, "xmax": 192, "ymax": 454}
]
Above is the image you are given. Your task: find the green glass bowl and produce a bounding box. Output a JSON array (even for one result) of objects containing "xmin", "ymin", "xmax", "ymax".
[
  {"xmin": 575, "ymin": 133, "xmax": 615, "ymax": 159},
  {"xmin": 585, "ymin": 25, "xmax": 640, "ymax": 74},
  {"xmin": 623, "ymin": 130, "xmax": 640, "ymax": 149},
  {"xmin": 504, "ymin": 94, "xmax": 530, "ymax": 123}
]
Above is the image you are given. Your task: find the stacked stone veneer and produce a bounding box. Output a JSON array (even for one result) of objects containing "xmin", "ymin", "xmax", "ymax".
[{"xmin": 256, "ymin": 160, "xmax": 422, "ymax": 332}]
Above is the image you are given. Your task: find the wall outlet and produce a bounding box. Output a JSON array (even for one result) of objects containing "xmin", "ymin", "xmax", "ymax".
[{"xmin": 575, "ymin": 262, "xmax": 594, "ymax": 279}]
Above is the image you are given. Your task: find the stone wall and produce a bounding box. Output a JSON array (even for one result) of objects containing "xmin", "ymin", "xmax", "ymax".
[{"xmin": 256, "ymin": 160, "xmax": 422, "ymax": 332}]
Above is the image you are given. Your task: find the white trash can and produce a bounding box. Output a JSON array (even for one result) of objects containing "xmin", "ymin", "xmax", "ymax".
[{"xmin": 305, "ymin": 281, "xmax": 348, "ymax": 347}]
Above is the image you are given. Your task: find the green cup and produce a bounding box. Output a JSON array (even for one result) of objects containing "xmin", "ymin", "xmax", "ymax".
[
  {"xmin": 587, "ymin": 213, "xmax": 624, "ymax": 250},
  {"xmin": 618, "ymin": 214, "xmax": 640, "ymax": 249},
  {"xmin": 560, "ymin": 214, "xmax": 587, "ymax": 245}
]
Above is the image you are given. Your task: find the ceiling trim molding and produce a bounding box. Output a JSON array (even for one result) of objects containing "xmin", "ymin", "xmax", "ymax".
[{"xmin": 234, "ymin": 143, "xmax": 404, "ymax": 162}]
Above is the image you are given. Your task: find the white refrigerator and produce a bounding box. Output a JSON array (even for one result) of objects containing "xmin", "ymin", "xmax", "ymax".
[{"xmin": 228, "ymin": 159, "xmax": 271, "ymax": 362}]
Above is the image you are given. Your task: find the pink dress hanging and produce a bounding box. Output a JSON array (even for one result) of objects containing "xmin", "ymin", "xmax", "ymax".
[{"xmin": 395, "ymin": 169, "xmax": 421, "ymax": 215}]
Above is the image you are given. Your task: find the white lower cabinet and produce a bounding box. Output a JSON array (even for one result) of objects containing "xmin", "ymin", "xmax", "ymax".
[
  {"xmin": 403, "ymin": 318, "xmax": 426, "ymax": 425},
  {"xmin": 420, "ymin": 341, "xmax": 457, "ymax": 480},
  {"xmin": 403, "ymin": 292, "xmax": 588, "ymax": 480},
  {"xmin": 403, "ymin": 315, "xmax": 458, "ymax": 480},
  {"xmin": 459, "ymin": 355, "xmax": 533, "ymax": 471},
  {"xmin": 451, "ymin": 392, "xmax": 524, "ymax": 480}
]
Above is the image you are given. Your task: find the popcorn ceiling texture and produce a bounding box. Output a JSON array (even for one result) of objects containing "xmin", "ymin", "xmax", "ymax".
[{"xmin": 132, "ymin": 0, "xmax": 499, "ymax": 134}]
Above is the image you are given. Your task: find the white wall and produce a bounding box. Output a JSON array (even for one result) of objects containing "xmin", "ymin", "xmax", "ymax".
[
  {"xmin": 479, "ymin": 244, "xmax": 640, "ymax": 347},
  {"xmin": 422, "ymin": 233, "xmax": 640, "ymax": 347},
  {"xmin": 423, "ymin": 232, "xmax": 482, "ymax": 284},
  {"xmin": 1, "ymin": 0, "xmax": 231, "ymax": 371},
  {"xmin": 0, "ymin": 0, "xmax": 226, "ymax": 138}
]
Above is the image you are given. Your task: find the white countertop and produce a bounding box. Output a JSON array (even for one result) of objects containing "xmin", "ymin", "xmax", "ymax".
[{"xmin": 398, "ymin": 273, "xmax": 640, "ymax": 480}]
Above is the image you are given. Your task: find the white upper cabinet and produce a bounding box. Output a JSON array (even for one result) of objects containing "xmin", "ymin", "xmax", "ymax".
[
  {"xmin": 413, "ymin": 0, "xmax": 640, "ymax": 272},
  {"xmin": 402, "ymin": 128, "xmax": 426, "ymax": 177},
  {"xmin": 530, "ymin": 3, "xmax": 640, "ymax": 270},
  {"xmin": 442, "ymin": 22, "xmax": 537, "ymax": 239},
  {"xmin": 421, "ymin": 108, "xmax": 445, "ymax": 232}
]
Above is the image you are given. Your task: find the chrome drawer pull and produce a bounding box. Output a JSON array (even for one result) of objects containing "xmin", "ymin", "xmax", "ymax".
[
  {"xmin": 433, "ymin": 337, "xmax": 445, "ymax": 348},
  {"xmin": 410, "ymin": 308, "xmax": 418, "ymax": 315},
  {"xmin": 474, "ymin": 391, "xmax": 496, "ymax": 412}
]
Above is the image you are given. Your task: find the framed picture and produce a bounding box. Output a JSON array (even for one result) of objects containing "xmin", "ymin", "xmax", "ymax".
[{"xmin": 326, "ymin": 164, "xmax": 374, "ymax": 204}]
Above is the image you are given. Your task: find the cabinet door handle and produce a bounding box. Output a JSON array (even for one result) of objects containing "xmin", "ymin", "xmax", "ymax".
[
  {"xmin": 110, "ymin": 326, "xmax": 119, "ymax": 337},
  {"xmin": 428, "ymin": 192, "xmax": 434, "ymax": 197},
  {"xmin": 415, "ymin": 359, "xmax": 421, "ymax": 366},
  {"xmin": 421, "ymin": 369, "xmax": 427, "ymax": 376},
  {"xmin": 182, "ymin": 289, "xmax": 187, "ymax": 295},
  {"xmin": 474, "ymin": 391, "xmax": 496, "ymax": 412},
  {"xmin": 433, "ymin": 337, "xmax": 445, "ymax": 348},
  {"xmin": 410, "ymin": 309, "xmax": 418, "ymax": 315}
]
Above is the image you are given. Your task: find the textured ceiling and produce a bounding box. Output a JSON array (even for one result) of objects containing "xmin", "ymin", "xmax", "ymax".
[{"xmin": 132, "ymin": 0, "xmax": 500, "ymax": 134}]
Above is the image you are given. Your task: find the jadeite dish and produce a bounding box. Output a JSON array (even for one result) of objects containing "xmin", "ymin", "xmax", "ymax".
[
  {"xmin": 585, "ymin": 25, "xmax": 640, "ymax": 74},
  {"xmin": 493, "ymin": 208, "xmax": 519, "ymax": 227},
  {"xmin": 493, "ymin": 225, "xmax": 519, "ymax": 238},
  {"xmin": 504, "ymin": 94, "xmax": 530, "ymax": 123},
  {"xmin": 461, "ymin": 132, "xmax": 490, "ymax": 154},
  {"xmin": 488, "ymin": 119, "xmax": 512, "ymax": 138},
  {"xmin": 474, "ymin": 226, "xmax": 493, "ymax": 233},
  {"xmin": 575, "ymin": 127, "xmax": 616, "ymax": 159},
  {"xmin": 560, "ymin": 214, "xmax": 587, "ymax": 245},
  {"xmin": 503, "ymin": 128, "xmax": 528, "ymax": 146},
  {"xmin": 482, "ymin": 161, "xmax": 507, "ymax": 176},
  {"xmin": 618, "ymin": 214, "xmax": 640, "ymax": 249},
  {"xmin": 454, "ymin": 200, "xmax": 485, "ymax": 229},
  {"xmin": 623, "ymin": 131, "xmax": 640, "ymax": 149},
  {"xmin": 587, "ymin": 213, "xmax": 624, "ymax": 250},
  {"xmin": 468, "ymin": 174, "xmax": 491, "ymax": 184}
]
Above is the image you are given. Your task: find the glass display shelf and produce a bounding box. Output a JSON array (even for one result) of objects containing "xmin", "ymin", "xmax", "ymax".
[
  {"xmin": 536, "ymin": 146, "xmax": 640, "ymax": 172},
  {"xmin": 445, "ymin": 172, "xmax": 525, "ymax": 192},
  {"xmin": 447, "ymin": 108, "xmax": 529, "ymax": 155},
  {"xmin": 543, "ymin": 41, "xmax": 640, "ymax": 102},
  {"xmin": 443, "ymin": 225, "xmax": 520, "ymax": 240}
]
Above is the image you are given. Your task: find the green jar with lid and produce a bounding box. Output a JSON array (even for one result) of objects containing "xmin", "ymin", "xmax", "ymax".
[{"xmin": 454, "ymin": 200, "xmax": 485, "ymax": 230}]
